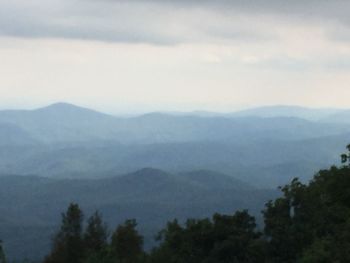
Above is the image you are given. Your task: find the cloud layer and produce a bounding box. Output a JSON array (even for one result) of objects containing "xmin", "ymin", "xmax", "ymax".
[
  {"xmin": 1, "ymin": 0, "xmax": 349, "ymax": 44},
  {"xmin": 1, "ymin": 0, "xmax": 350, "ymax": 112}
]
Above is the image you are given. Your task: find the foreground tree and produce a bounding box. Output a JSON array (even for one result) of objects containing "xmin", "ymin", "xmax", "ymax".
[
  {"xmin": 263, "ymin": 166, "xmax": 350, "ymax": 262},
  {"xmin": 111, "ymin": 219, "xmax": 144, "ymax": 263},
  {"xmin": 150, "ymin": 210, "xmax": 267, "ymax": 263},
  {"xmin": 44, "ymin": 203, "xmax": 84, "ymax": 263},
  {"xmin": 83, "ymin": 211, "xmax": 111, "ymax": 263},
  {"xmin": 0, "ymin": 240, "xmax": 6, "ymax": 263},
  {"xmin": 84, "ymin": 211, "xmax": 108, "ymax": 253}
]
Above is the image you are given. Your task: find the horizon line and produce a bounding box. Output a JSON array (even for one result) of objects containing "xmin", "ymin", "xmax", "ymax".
[{"xmin": 0, "ymin": 101, "xmax": 346, "ymax": 117}]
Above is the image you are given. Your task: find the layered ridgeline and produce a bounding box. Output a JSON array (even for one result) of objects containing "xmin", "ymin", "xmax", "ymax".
[
  {"xmin": 0, "ymin": 103, "xmax": 350, "ymax": 187},
  {"xmin": 0, "ymin": 103, "xmax": 350, "ymax": 261},
  {"xmin": 0, "ymin": 168, "xmax": 277, "ymax": 261},
  {"xmin": 2, "ymin": 164, "xmax": 350, "ymax": 262}
]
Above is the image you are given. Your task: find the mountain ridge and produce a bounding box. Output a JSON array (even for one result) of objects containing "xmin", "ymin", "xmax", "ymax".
[
  {"xmin": 0, "ymin": 167, "xmax": 275, "ymax": 260},
  {"xmin": 0, "ymin": 102, "xmax": 346, "ymax": 119},
  {"xmin": 2, "ymin": 102, "xmax": 349, "ymax": 145}
]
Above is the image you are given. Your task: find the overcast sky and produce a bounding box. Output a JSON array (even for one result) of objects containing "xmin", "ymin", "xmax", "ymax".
[{"xmin": 1, "ymin": 0, "xmax": 350, "ymax": 113}]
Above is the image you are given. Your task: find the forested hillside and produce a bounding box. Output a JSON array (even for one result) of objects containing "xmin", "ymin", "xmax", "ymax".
[
  {"xmin": 2, "ymin": 161, "xmax": 348, "ymax": 262},
  {"xmin": 0, "ymin": 169, "xmax": 277, "ymax": 261}
]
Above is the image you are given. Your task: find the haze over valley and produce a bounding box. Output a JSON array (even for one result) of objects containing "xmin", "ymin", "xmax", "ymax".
[
  {"xmin": 0, "ymin": 103, "xmax": 349, "ymax": 260},
  {"xmin": 0, "ymin": 103, "xmax": 349, "ymax": 186}
]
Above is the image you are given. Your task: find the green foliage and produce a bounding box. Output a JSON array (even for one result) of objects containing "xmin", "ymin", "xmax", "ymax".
[
  {"xmin": 83, "ymin": 211, "xmax": 110, "ymax": 263},
  {"xmin": 0, "ymin": 240, "xmax": 6, "ymax": 263},
  {"xmin": 43, "ymin": 204, "xmax": 146, "ymax": 263},
  {"xmin": 263, "ymin": 166, "xmax": 350, "ymax": 262},
  {"xmin": 44, "ymin": 203, "xmax": 84, "ymax": 263},
  {"xmin": 83, "ymin": 247, "xmax": 115, "ymax": 263},
  {"xmin": 150, "ymin": 210, "xmax": 267, "ymax": 263},
  {"xmin": 111, "ymin": 219, "xmax": 144, "ymax": 263},
  {"xmin": 84, "ymin": 211, "xmax": 108, "ymax": 253},
  {"xmin": 263, "ymin": 178, "xmax": 310, "ymax": 262},
  {"xmin": 299, "ymin": 238, "xmax": 332, "ymax": 263}
]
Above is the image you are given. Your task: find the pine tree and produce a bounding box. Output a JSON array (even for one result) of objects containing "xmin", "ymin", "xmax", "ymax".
[
  {"xmin": 84, "ymin": 211, "xmax": 108, "ymax": 252},
  {"xmin": 0, "ymin": 240, "xmax": 6, "ymax": 263},
  {"xmin": 111, "ymin": 219, "xmax": 144, "ymax": 263},
  {"xmin": 44, "ymin": 203, "xmax": 84, "ymax": 263}
]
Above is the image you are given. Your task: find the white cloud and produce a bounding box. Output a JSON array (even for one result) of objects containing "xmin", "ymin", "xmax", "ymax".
[{"xmin": 0, "ymin": 1, "xmax": 350, "ymax": 112}]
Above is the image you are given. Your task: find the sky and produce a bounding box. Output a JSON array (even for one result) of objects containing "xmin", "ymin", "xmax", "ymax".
[{"xmin": 1, "ymin": 0, "xmax": 350, "ymax": 114}]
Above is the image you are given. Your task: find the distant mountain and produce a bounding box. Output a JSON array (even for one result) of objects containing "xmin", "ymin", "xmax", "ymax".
[
  {"xmin": 1, "ymin": 103, "xmax": 349, "ymax": 261},
  {"xmin": 0, "ymin": 123, "xmax": 37, "ymax": 146},
  {"xmin": 0, "ymin": 168, "xmax": 277, "ymax": 261},
  {"xmin": 0, "ymin": 102, "xmax": 349, "ymax": 187},
  {"xmin": 230, "ymin": 105, "xmax": 341, "ymax": 121},
  {"xmin": 0, "ymin": 102, "xmax": 119, "ymax": 143},
  {"xmin": 179, "ymin": 170, "xmax": 253, "ymax": 191},
  {"xmin": 320, "ymin": 109, "xmax": 350, "ymax": 124},
  {"xmin": 159, "ymin": 106, "xmax": 344, "ymax": 120},
  {"xmin": 131, "ymin": 113, "xmax": 350, "ymax": 142},
  {"xmin": 0, "ymin": 103, "xmax": 348, "ymax": 146},
  {"xmin": 0, "ymin": 135, "xmax": 346, "ymax": 187},
  {"xmin": 159, "ymin": 110, "xmax": 223, "ymax": 118}
]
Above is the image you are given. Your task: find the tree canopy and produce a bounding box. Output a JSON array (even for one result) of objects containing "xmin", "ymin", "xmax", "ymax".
[
  {"xmin": 0, "ymin": 240, "xmax": 6, "ymax": 263},
  {"xmin": 44, "ymin": 203, "xmax": 84, "ymax": 263}
]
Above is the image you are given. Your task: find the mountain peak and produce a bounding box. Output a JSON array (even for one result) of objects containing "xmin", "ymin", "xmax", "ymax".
[
  {"xmin": 132, "ymin": 167, "xmax": 170, "ymax": 177},
  {"xmin": 231, "ymin": 105, "xmax": 340, "ymax": 121},
  {"xmin": 33, "ymin": 102, "xmax": 114, "ymax": 119},
  {"xmin": 37, "ymin": 102, "xmax": 85, "ymax": 111}
]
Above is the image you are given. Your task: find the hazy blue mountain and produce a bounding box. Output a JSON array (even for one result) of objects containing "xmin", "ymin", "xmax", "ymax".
[
  {"xmin": 0, "ymin": 123, "xmax": 38, "ymax": 146},
  {"xmin": 160, "ymin": 106, "xmax": 343, "ymax": 120},
  {"xmin": 128, "ymin": 114, "xmax": 350, "ymax": 143},
  {"xmin": 0, "ymin": 103, "xmax": 121, "ymax": 143},
  {"xmin": 0, "ymin": 103, "xmax": 349, "ymax": 188},
  {"xmin": 0, "ymin": 103, "xmax": 348, "ymax": 146},
  {"xmin": 0, "ymin": 133, "xmax": 347, "ymax": 187},
  {"xmin": 0, "ymin": 168, "xmax": 277, "ymax": 261},
  {"xmin": 320, "ymin": 109, "xmax": 350, "ymax": 124},
  {"xmin": 178, "ymin": 170, "xmax": 253, "ymax": 190},
  {"xmin": 230, "ymin": 105, "xmax": 341, "ymax": 121},
  {"xmin": 0, "ymin": 103, "xmax": 349, "ymax": 261},
  {"xmin": 159, "ymin": 110, "xmax": 223, "ymax": 118}
]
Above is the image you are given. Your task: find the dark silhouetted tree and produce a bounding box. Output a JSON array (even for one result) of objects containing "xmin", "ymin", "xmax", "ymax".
[
  {"xmin": 44, "ymin": 203, "xmax": 84, "ymax": 263},
  {"xmin": 0, "ymin": 240, "xmax": 6, "ymax": 263},
  {"xmin": 264, "ymin": 165, "xmax": 350, "ymax": 262},
  {"xmin": 83, "ymin": 211, "xmax": 111, "ymax": 263},
  {"xmin": 84, "ymin": 211, "xmax": 108, "ymax": 253},
  {"xmin": 111, "ymin": 219, "xmax": 144, "ymax": 263},
  {"xmin": 151, "ymin": 210, "xmax": 267, "ymax": 263}
]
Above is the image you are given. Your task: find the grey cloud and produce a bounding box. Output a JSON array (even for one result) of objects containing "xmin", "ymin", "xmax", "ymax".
[
  {"xmin": 0, "ymin": 0, "xmax": 349, "ymax": 44},
  {"xmin": 106, "ymin": 0, "xmax": 349, "ymax": 17},
  {"xmin": 0, "ymin": 1, "xmax": 184, "ymax": 44},
  {"xmin": 120, "ymin": 0, "xmax": 350, "ymax": 27}
]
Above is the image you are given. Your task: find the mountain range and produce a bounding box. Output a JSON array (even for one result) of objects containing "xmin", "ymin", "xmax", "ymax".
[
  {"xmin": 0, "ymin": 103, "xmax": 350, "ymax": 261},
  {"xmin": 0, "ymin": 103, "xmax": 349, "ymax": 187},
  {"xmin": 0, "ymin": 103, "xmax": 349, "ymax": 145},
  {"xmin": 0, "ymin": 168, "xmax": 277, "ymax": 260}
]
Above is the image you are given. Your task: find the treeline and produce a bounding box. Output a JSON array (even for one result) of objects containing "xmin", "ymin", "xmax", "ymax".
[
  {"xmin": 43, "ymin": 206, "xmax": 144, "ymax": 263},
  {"xmin": 2, "ymin": 165, "xmax": 350, "ymax": 262},
  {"xmin": 0, "ymin": 240, "xmax": 5, "ymax": 263}
]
